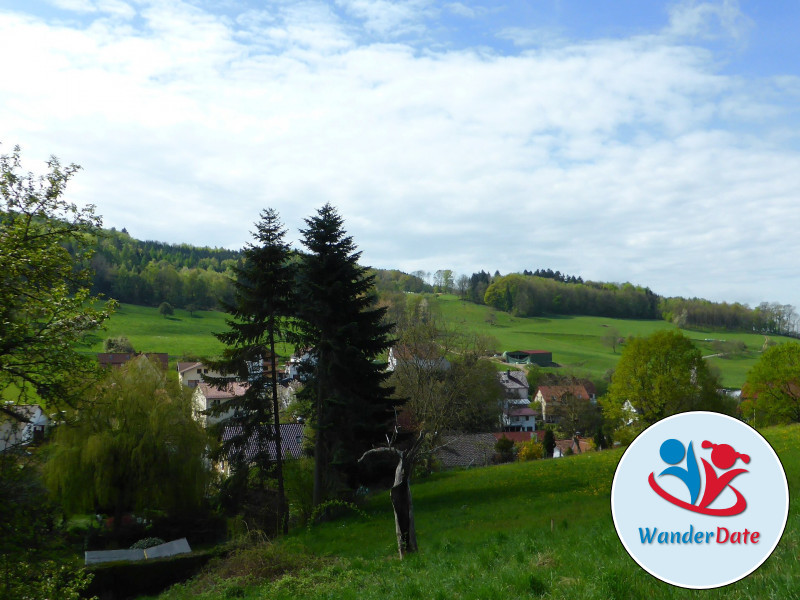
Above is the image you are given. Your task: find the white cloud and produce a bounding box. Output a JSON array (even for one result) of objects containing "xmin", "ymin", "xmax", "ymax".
[
  {"xmin": 2, "ymin": 0, "xmax": 800, "ymax": 310},
  {"xmin": 666, "ymin": 0, "xmax": 753, "ymax": 42}
]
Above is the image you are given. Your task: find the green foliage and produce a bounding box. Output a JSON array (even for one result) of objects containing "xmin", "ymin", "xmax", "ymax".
[
  {"xmin": 741, "ymin": 341, "xmax": 800, "ymax": 425},
  {"xmin": 283, "ymin": 458, "xmax": 315, "ymax": 525},
  {"xmin": 602, "ymin": 330, "xmax": 730, "ymax": 431},
  {"xmin": 0, "ymin": 144, "xmax": 113, "ymax": 413},
  {"xmin": 159, "ymin": 301, "xmax": 174, "ymax": 318},
  {"xmin": 44, "ymin": 357, "xmax": 211, "ymax": 522},
  {"xmin": 483, "ymin": 273, "xmax": 659, "ymax": 319},
  {"xmin": 1, "ymin": 558, "xmax": 96, "ymax": 600},
  {"xmin": 543, "ymin": 429, "xmax": 555, "ymax": 458},
  {"xmin": 104, "ymin": 335, "xmax": 135, "ymax": 353},
  {"xmin": 494, "ymin": 435, "xmax": 514, "ymax": 458},
  {"xmin": 210, "ymin": 208, "xmax": 295, "ymax": 533},
  {"xmin": 296, "ymin": 204, "xmax": 396, "ymax": 501},
  {"xmin": 517, "ymin": 440, "xmax": 544, "ymax": 461}
]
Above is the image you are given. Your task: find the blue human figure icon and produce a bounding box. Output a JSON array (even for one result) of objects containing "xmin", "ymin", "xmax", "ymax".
[{"xmin": 658, "ymin": 439, "xmax": 701, "ymax": 505}]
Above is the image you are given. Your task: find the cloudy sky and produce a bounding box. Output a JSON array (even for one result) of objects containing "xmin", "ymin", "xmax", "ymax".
[{"xmin": 2, "ymin": 0, "xmax": 799, "ymax": 309}]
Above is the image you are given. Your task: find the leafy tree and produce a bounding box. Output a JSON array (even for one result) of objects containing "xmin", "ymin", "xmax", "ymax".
[
  {"xmin": 740, "ymin": 341, "xmax": 800, "ymax": 425},
  {"xmin": 602, "ymin": 330, "xmax": 727, "ymax": 432},
  {"xmin": 0, "ymin": 145, "xmax": 113, "ymax": 421},
  {"xmin": 543, "ymin": 429, "xmax": 556, "ymax": 458},
  {"xmin": 158, "ymin": 301, "xmax": 174, "ymax": 318},
  {"xmin": 103, "ymin": 336, "xmax": 135, "ymax": 353},
  {"xmin": 295, "ymin": 204, "xmax": 396, "ymax": 507},
  {"xmin": 44, "ymin": 357, "xmax": 210, "ymax": 530},
  {"xmin": 209, "ymin": 208, "xmax": 295, "ymax": 534}
]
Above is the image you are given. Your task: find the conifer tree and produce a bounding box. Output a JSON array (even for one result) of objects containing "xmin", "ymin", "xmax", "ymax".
[
  {"xmin": 210, "ymin": 208, "xmax": 294, "ymax": 533},
  {"xmin": 296, "ymin": 204, "xmax": 396, "ymax": 507}
]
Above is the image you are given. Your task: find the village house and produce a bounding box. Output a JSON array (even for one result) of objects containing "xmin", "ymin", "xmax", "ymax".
[
  {"xmin": 535, "ymin": 383, "xmax": 596, "ymax": 425},
  {"xmin": 503, "ymin": 406, "xmax": 538, "ymax": 432},
  {"xmin": 192, "ymin": 381, "xmax": 248, "ymax": 427},
  {"xmin": 387, "ymin": 344, "xmax": 451, "ymax": 372},
  {"xmin": 0, "ymin": 405, "xmax": 50, "ymax": 452}
]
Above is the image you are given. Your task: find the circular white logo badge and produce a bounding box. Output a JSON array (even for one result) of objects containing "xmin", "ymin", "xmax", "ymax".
[{"xmin": 611, "ymin": 411, "xmax": 789, "ymax": 589}]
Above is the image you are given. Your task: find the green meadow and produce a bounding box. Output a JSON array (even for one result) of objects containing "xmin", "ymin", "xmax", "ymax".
[
  {"xmin": 83, "ymin": 297, "xmax": 793, "ymax": 386},
  {"xmin": 435, "ymin": 294, "xmax": 789, "ymax": 388},
  {"xmin": 152, "ymin": 424, "xmax": 800, "ymax": 600},
  {"xmin": 81, "ymin": 304, "xmax": 294, "ymax": 367}
]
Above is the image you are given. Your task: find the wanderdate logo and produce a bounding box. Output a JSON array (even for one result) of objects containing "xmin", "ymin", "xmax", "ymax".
[
  {"xmin": 649, "ymin": 438, "xmax": 750, "ymax": 516},
  {"xmin": 611, "ymin": 412, "xmax": 789, "ymax": 589}
]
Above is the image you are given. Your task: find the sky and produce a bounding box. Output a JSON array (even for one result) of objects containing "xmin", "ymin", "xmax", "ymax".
[{"xmin": 2, "ymin": 0, "xmax": 800, "ymax": 310}]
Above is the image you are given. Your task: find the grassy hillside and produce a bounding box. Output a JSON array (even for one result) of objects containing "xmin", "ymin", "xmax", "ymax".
[
  {"xmin": 435, "ymin": 294, "xmax": 789, "ymax": 388},
  {"xmin": 152, "ymin": 424, "xmax": 800, "ymax": 600},
  {"xmin": 86, "ymin": 297, "xmax": 793, "ymax": 386},
  {"xmin": 82, "ymin": 304, "xmax": 294, "ymax": 366}
]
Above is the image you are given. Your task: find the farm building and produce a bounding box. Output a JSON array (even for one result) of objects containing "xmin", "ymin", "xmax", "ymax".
[{"xmin": 502, "ymin": 350, "xmax": 552, "ymax": 366}]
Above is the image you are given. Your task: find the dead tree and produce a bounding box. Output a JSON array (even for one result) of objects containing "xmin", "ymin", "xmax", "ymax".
[{"xmin": 359, "ymin": 432, "xmax": 427, "ymax": 559}]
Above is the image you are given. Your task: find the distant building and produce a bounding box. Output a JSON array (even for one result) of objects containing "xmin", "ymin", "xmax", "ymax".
[
  {"xmin": 502, "ymin": 350, "xmax": 552, "ymax": 366},
  {"xmin": 0, "ymin": 405, "xmax": 49, "ymax": 452},
  {"xmin": 388, "ymin": 345, "xmax": 451, "ymax": 372},
  {"xmin": 535, "ymin": 384, "xmax": 595, "ymax": 425},
  {"xmin": 192, "ymin": 381, "xmax": 248, "ymax": 427}
]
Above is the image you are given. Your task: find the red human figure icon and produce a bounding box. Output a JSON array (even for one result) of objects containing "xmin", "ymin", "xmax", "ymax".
[{"xmin": 698, "ymin": 441, "xmax": 750, "ymax": 511}]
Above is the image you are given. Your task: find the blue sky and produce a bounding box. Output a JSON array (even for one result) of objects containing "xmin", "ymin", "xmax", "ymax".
[{"xmin": 2, "ymin": 0, "xmax": 800, "ymax": 314}]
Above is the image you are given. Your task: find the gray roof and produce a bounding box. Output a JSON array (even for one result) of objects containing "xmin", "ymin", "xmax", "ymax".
[
  {"xmin": 221, "ymin": 423, "xmax": 306, "ymax": 463},
  {"xmin": 436, "ymin": 433, "xmax": 498, "ymax": 469}
]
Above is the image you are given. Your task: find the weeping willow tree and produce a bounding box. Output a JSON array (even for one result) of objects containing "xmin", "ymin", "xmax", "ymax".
[{"xmin": 44, "ymin": 357, "xmax": 211, "ymax": 528}]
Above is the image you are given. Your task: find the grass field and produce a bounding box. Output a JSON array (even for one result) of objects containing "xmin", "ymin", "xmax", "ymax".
[
  {"xmin": 83, "ymin": 298, "xmax": 793, "ymax": 387},
  {"xmin": 434, "ymin": 294, "xmax": 789, "ymax": 388},
  {"xmin": 80, "ymin": 304, "xmax": 294, "ymax": 368},
  {"xmin": 151, "ymin": 424, "xmax": 800, "ymax": 600}
]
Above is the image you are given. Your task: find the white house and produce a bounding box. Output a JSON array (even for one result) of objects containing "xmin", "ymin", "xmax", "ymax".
[
  {"xmin": 177, "ymin": 362, "xmax": 223, "ymax": 389},
  {"xmin": 502, "ymin": 406, "xmax": 537, "ymax": 432},
  {"xmin": 192, "ymin": 382, "xmax": 248, "ymax": 427},
  {"xmin": 0, "ymin": 405, "xmax": 49, "ymax": 451}
]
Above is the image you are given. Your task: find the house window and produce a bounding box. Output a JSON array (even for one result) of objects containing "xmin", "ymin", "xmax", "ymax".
[
  {"xmin": 188, "ymin": 380, "xmax": 198, "ymax": 388},
  {"xmin": 197, "ymin": 368, "xmax": 202, "ymax": 374}
]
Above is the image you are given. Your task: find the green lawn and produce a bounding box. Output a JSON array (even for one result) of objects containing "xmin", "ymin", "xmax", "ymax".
[
  {"xmin": 152, "ymin": 424, "xmax": 800, "ymax": 600},
  {"xmin": 435, "ymin": 294, "xmax": 790, "ymax": 388},
  {"xmin": 81, "ymin": 304, "xmax": 293, "ymax": 367}
]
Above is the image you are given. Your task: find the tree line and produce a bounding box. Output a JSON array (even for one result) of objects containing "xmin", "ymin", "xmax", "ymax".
[
  {"xmin": 79, "ymin": 228, "xmax": 430, "ymax": 311},
  {"xmin": 455, "ymin": 269, "xmax": 797, "ymax": 333}
]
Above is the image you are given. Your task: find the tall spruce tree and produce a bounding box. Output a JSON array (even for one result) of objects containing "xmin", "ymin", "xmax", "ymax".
[
  {"xmin": 210, "ymin": 208, "xmax": 294, "ymax": 534},
  {"xmin": 297, "ymin": 204, "xmax": 396, "ymax": 507}
]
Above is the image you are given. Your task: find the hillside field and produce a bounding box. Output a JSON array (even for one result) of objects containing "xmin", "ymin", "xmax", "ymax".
[
  {"xmin": 151, "ymin": 424, "xmax": 800, "ymax": 600},
  {"xmin": 84, "ymin": 298, "xmax": 794, "ymax": 387}
]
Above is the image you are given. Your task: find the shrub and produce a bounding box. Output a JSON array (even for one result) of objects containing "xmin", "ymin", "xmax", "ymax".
[
  {"xmin": 517, "ymin": 440, "xmax": 544, "ymax": 461},
  {"xmin": 131, "ymin": 537, "xmax": 166, "ymax": 549}
]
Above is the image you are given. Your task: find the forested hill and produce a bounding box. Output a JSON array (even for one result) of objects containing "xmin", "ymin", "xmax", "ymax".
[
  {"xmin": 463, "ymin": 270, "xmax": 798, "ymax": 335},
  {"xmin": 82, "ymin": 228, "xmax": 432, "ymax": 309}
]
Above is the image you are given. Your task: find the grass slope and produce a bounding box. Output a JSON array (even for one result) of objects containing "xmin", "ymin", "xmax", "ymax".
[
  {"xmin": 89, "ymin": 297, "xmax": 793, "ymax": 385},
  {"xmin": 435, "ymin": 294, "xmax": 790, "ymax": 388},
  {"xmin": 154, "ymin": 424, "xmax": 800, "ymax": 600},
  {"xmin": 81, "ymin": 304, "xmax": 294, "ymax": 367}
]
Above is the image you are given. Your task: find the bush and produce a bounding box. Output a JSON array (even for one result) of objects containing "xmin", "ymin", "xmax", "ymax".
[
  {"xmin": 494, "ymin": 435, "xmax": 515, "ymax": 463},
  {"xmin": 517, "ymin": 440, "xmax": 544, "ymax": 461},
  {"xmin": 104, "ymin": 336, "xmax": 135, "ymax": 353}
]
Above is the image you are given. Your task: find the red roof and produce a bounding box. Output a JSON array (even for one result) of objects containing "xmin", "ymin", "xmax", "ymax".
[
  {"xmin": 536, "ymin": 384, "xmax": 592, "ymax": 401},
  {"xmin": 493, "ymin": 432, "xmax": 536, "ymax": 443}
]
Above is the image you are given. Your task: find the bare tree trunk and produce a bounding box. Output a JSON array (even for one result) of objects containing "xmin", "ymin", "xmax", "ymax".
[
  {"xmin": 390, "ymin": 453, "xmax": 417, "ymax": 558},
  {"xmin": 359, "ymin": 435, "xmax": 425, "ymax": 559}
]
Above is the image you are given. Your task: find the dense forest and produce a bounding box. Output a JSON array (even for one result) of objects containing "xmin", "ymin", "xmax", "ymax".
[
  {"xmin": 80, "ymin": 228, "xmax": 431, "ymax": 309},
  {"xmin": 460, "ymin": 270, "xmax": 798, "ymax": 335}
]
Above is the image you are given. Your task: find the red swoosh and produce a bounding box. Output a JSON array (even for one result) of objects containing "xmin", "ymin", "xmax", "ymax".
[{"xmin": 648, "ymin": 472, "xmax": 747, "ymax": 516}]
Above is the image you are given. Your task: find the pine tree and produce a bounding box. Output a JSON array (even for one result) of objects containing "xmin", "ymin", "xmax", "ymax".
[
  {"xmin": 296, "ymin": 204, "xmax": 396, "ymax": 507},
  {"xmin": 210, "ymin": 208, "xmax": 294, "ymax": 533}
]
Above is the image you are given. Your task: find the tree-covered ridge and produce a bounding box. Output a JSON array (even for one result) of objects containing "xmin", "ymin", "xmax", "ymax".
[
  {"xmin": 479, "ymin": 272, "xmax": 660, "ymax": 320},
  {"xmin": 81, "ymin": 228, "xmax": 430, "ymax": 310},
  {"xmin": 461, "ymin": 269, "xmax": 798, "ymax": 334}
]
